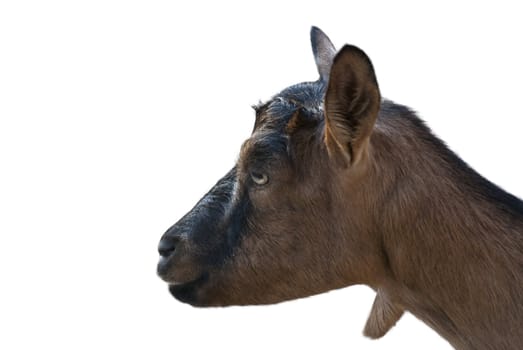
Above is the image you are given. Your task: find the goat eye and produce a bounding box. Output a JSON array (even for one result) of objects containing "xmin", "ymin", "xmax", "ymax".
[{"xmin": 250, "ymin": 172, "xmax": 269, "ymax": 185}]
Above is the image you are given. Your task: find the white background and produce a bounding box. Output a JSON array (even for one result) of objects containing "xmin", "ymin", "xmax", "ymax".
[{"xmin": 1, "ymin": 1, "xmax": 522, "ymax": 349}]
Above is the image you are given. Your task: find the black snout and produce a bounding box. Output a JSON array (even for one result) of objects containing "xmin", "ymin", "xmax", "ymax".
[
  {"xmin": 157, "ymin": 226, "xmax": 183, "ymax": 279},
  {"xmin": 158, "ymin": 225, "xmax": 182, "ymax": 258},
  {"xmin": 157, "ymin": 168, "xmax": 237, "ymax": 283},
  {"xmin": 158, "ymin": 234, "xmax": 179, "ymax": 257}
]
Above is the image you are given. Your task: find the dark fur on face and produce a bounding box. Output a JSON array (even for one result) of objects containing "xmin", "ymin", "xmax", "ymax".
[{"xmin": 158, "ymin": 27, "xmax": 523, "ymax": 350}]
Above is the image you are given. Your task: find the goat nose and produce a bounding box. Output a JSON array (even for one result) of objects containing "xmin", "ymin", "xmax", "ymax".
[{"xmin": 158, "ymin": 234, "xmax": 180, "ymax": 258}]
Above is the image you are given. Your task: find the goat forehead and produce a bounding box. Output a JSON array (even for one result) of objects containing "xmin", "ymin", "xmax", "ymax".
[
  {"xmin": 255, "ymin": 81, "xmax": 325, "ymax": 130},
  {"xmin": 277, "ymin": 81, "xmax": 325, "ymax": 109},
  {"xmin": 242, "ymin": 82, "xmax": 325, "ymax": 166},
  {"xmin": 240, "ymin": 130, "xmax": 288, "ymax": 167}
]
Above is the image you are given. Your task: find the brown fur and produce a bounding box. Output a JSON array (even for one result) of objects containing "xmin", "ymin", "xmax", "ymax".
[{"xmin": 158, "ymin": 28, "xmax": 523, "ymax": 349}]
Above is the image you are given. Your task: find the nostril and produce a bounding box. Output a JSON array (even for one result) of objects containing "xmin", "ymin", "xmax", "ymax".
[{"xmin": 158, "ymin": 236, "xmax": 179, "ymax": 258}]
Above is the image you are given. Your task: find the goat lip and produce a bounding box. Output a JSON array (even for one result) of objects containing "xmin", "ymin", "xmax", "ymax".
[
  {"xmin": 169, "ymin": 279, "xmax": 196, "ymax": 287},
  {"xmin": 159, "ymin": 271, "xmax": 202, "ymax": 286},
  {"xmin": 156, "ymin": 256, "xmax": 175, "ymax": 282},
  {"xmin": 168, "ymin": 273, "xmax": 208, "ymax": 305},
  {"xmin": 168, "ymin": 273, "xmax": 205, "ymax": 289}
]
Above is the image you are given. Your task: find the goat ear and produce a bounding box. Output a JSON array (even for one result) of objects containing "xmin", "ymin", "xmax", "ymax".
[
  {"xmin": 324, "ymin": 45, "xmax": 381, "ymax": 167},
  {"xmin": 311, "ymin": 26, "xmax": 336, "ymax": 83}
]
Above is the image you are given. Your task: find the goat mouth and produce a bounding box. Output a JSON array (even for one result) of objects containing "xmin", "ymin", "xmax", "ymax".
[{"xmin": 168, "ymin": 273, "xmax": 208, "ymax": 305}]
